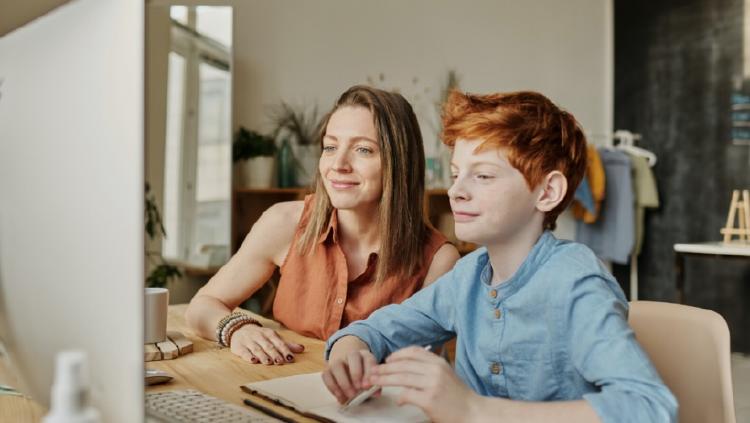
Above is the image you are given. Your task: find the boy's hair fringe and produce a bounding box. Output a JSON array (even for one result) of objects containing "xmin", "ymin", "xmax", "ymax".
[{"xmin": 441, "ymin": 90, "xmax": 588, "ymax": 230}]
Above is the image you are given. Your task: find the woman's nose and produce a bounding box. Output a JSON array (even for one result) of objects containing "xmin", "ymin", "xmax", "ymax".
[{"xmin": 332, "ymin": 150, "xmax": 352, "ymax": 173}]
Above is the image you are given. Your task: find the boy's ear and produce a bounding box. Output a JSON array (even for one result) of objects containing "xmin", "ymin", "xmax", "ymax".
[{"xmin": 535, "ymin": 171, "xmax": 568, "ymax": 212}]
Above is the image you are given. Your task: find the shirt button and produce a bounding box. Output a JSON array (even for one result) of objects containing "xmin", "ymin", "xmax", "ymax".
[
  {"xmin": 494, "ymin": 309, "xmax": 502, "ymax": 319},
  {"xmin": 489, "ymin": 289, "xmax": 497, "ymax": 298},
  {"xmin": 490, "ymin": 362, "xmax": 502, "ymax": 374},
  {"xmin": 336, "ymin": 298, "xmax": 344, "ymax": 305}
]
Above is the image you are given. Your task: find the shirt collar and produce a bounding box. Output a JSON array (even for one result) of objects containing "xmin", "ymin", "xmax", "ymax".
[
  {"xmin": 479, "ymin": 231, "xmax": 557, "ymax": 297},
  {"xmin": 317, "ymin": 210, "xmax": 339, "ymax": 244},
  {"xmin": 316, "ymin": 210, "xmax": 382, "ymax": 267}
]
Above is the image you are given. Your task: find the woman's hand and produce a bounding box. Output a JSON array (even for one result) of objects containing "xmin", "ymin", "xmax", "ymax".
[
  {"xmin": 229, "ymin": 324, "xmax": 304, "ymax": 365},
  {"xmin": 368, "ymin": 346, "xmax": 481, "ymax": 423},
  {"xmin": 322, "ymin": 338, "xmax": 378, "ymax": 404}
]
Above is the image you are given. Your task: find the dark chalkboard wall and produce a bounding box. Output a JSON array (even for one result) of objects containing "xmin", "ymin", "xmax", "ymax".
[{"xmin": 615, "ymin": 0, "xmax": 750, "ymax": 351}]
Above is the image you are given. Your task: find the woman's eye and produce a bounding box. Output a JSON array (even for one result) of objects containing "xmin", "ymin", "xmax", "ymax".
[
  {"xmin": 322, "ymin": 145, "xmax": 336, "ymax": 153},
  {"xmin": 356, "ymin": 147, "xmax": 374, "ymax": 155},
  {"xmin": 450, "ymin": 174, "xmax": 458, "ymax": 180},
  {"xmin": 476, "ymin": 174, "xmax": 494, "ymax": 180}
]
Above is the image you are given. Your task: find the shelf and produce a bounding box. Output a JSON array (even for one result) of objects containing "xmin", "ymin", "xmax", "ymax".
[
  {"xmin": 234, "ymin": 187, "xmax": 447, "ymax": 195},
  {"xmin": 182, "ymin": 266, "xmax": 220, "ymax": 277},
  {"xmin": 234, "ymin": 187, "xmax": 311, "ymax": 195},
  {"xmin": 169, "ymin": 261, "xmax": 221, "ymax": 278},
  {"xmin": 231, "ymin": 187, "xmax": 477, "ymax": 255}
]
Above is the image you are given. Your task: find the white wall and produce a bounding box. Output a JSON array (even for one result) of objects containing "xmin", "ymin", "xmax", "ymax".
[
  {"xmin": 233, "ymin": 0, "xmax": 613, "ymax": 158},
  {"xmin": 145, "ymin": 5, "xmax": 170, "ymax": 271},
  {"xmin": 148, "ymin": 0, "xmax": 613, "ymax": 240}
]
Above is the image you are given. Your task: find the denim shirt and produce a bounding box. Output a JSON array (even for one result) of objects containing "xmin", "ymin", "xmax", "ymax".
[{"xmin": 326, "ymin": 232, "xmax": 678, "ymax": 423}]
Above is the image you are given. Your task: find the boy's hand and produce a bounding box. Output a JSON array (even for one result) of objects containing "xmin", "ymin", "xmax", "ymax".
[
  {"xmin": 369, "ymin": 346, "xmax": 480, "ymax": 423},
  {"xmin": 322, "ymin": 337, "xmax": 379, "ymax": 404}
]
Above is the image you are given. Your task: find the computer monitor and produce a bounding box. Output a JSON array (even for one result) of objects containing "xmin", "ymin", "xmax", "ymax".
[{"xmin": 0, "ymin": 0, "xmax": 144, "ymax": 421}]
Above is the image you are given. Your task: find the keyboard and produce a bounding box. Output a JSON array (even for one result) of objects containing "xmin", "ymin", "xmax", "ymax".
[{"xmin": 145, "ymin": 389, "xmax": 280, "ymax": 422}]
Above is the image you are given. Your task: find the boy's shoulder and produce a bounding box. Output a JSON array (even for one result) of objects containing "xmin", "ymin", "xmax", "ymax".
[
  {"xmin": 539, "ymin": 237, "xmax": 621, "ymax": 293},
  {"xmin": 546, "ymin": 238, "xmax": 607, "ymax": 274}
]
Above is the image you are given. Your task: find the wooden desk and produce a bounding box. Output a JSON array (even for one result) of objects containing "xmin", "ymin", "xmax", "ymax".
[
  {"xmin": 0, "ymin": 304, "xmax": 326, "ymax": 423},
  {"xmin": 674, "ymin": 241, "xmax": 750, "ymax": 303},
  {"xmin": 147, "ymin": 304, "xmax": 326, "ymax": 422},
  {"xmin": 0, "ymin": 361, "xmax": 45, "ymax": 423}
]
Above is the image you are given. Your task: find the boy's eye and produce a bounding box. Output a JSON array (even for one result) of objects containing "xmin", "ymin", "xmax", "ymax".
[{"xmin": 450, "ymin": 174, "xmax": 458, "ymax": 180}]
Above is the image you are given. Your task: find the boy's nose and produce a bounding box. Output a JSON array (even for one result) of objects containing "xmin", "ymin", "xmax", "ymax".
[{"xmin": 448, "ymin": 178, "xmax": 469, "ymax": 201}]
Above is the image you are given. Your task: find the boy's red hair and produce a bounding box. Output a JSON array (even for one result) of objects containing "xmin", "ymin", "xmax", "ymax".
[{"xmin": 441, "ymin": 91, "xmax": 587, "ymax": 230}]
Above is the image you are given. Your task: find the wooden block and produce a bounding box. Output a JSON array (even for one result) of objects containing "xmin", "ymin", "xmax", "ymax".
[
  {"xmin": 145, "ymin": 331, "xmax": 193, "ymax": 361},
  {"xmin": 144, "ymin": 343, "xmax": 161, "ymax": 362},
  {"xmin": 156, "ymin": 338, "xmax": 179, "ymax": 360},
  {"xmin": 167, "ymin": 331, "xmax": 193, "ymax": 355}
]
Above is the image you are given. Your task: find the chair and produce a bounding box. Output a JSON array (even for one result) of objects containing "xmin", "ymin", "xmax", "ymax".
[{"xmin": 628, "ymin": 301, "xmax": 736, "ymax": 423}]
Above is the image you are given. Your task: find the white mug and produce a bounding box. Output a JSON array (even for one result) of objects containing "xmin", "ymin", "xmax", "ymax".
[{"xmin": 144, "ymin": 288, "xmax": 169, "ymax": 344}]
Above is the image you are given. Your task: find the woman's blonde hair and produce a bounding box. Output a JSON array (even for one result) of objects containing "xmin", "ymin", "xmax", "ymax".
[{"xmin": 297, "ymin": 85, "xmax": 429, "ymax": 284}]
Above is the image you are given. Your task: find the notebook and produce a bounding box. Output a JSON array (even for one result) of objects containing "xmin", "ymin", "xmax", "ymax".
[{"xmin": 242, "ymin": 372, "xmax": 429, "ymax": 422}]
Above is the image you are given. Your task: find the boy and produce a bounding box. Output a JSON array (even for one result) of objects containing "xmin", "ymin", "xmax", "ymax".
[{"xmin": 322, "ymin": 91, "xmax": 677, "ymax": 422}]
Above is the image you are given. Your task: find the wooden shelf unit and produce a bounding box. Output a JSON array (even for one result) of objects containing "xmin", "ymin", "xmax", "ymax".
[
  {"xmin": 424, "ymin": 189, "xmax": 477, "ymax": 255},
  {"xmin": 231, "ymin": 187, "xmax": 311, "ymax": 253},
  {"xmin": 232, "ymin": 187, "xmax": 476, "ymax": 255}
]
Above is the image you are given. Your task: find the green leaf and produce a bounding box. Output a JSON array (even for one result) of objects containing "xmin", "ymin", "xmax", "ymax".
[{"xmin": 233, "ymin": 126, "xmax": 276, "ymax": 162}]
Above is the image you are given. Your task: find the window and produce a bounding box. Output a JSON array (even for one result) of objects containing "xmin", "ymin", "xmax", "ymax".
[{"xmin": 162, "ymin": 6, "xmax": 232, "ymax": 266}]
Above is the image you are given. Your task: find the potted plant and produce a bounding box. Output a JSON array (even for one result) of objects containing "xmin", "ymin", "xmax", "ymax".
[
  {"xmin": 233, "ymin": 127, "xmax": 276, "ymax": 188},
  {"xmin": 433, "ymin": 70, "xmax": 460, "ymax": 188},
  {"xmin": 268, "ymin": 102, "xmax": 322, "ymax": 187},
  {"xmin": 145, "ymin": 183, "xmax": 181, "ymax": 288}
]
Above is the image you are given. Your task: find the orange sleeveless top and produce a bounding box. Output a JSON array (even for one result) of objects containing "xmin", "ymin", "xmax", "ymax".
[{"xmin": 272, "ymin": 195, "xmax": 448, "ymax": 340}]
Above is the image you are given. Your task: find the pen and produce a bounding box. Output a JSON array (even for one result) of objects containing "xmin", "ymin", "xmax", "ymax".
[
  {"xmin": 242, "ymin": 397, "xmax": 299, "ymax": 423},
  {"xmin": 240, "ymin": 386, "xmax": 337, "ymax": 423},
  {"xmin": 341, "ymin": 344, "xmax": 432, "ymax": 411}
]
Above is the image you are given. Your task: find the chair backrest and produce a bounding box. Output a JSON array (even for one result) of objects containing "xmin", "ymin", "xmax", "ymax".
[{"xmin": 629, "ymin": 301, "xmax": 736, "ymax": 423}]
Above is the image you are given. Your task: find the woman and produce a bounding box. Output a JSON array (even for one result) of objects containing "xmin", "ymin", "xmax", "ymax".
[{"xmin": 185, "ymin": 85, "xmax": 459, "ymax": 365}]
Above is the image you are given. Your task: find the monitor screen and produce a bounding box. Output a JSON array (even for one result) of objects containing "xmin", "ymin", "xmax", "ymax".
[{"xmin": 0, "ymin": 0, "xmax": 144, "ymax": 421}]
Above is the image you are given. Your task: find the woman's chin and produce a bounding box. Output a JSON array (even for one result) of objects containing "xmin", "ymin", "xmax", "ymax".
[
  {"xmin": 327, "ymin": 193, "xmax": 358, "ymax": 210},
  {"xmin": 328, "ymin": 194, "xmax": 381, "ymax": 212}
]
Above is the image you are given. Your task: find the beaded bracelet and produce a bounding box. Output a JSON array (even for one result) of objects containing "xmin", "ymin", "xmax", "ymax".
[
  {"xmin": 224, "ymin": 318, "xmax": 261, "ymax": 348},
  {"xmin": 216, "ymin": 311, "xmax": 246, "ymax": 334},
  {"xmin": 216, "ymin": 312, "xmax": 249, "ymax": 342},
  {"xmin": 220, "ymin": 315, "xmax": 257, "ymax": 346},
  {"xmin": 215, "ymin": 312, "xmax": 261, "ymax": 347},
  {"xmin": 217, "ymin": 313, "xmax": 259, "ymax": 345}
]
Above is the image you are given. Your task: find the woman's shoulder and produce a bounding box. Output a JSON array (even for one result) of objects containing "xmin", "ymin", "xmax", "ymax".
[
  {"xmin": 244, "ymin": 200, "xmax": 305, "ymax": 266},
  {"xmin": 422, "ymin": 228, "xmax": 460, "ymax": 286},
  {"xmin": 260, "ymin": 200, "xmax": 305, "ymax": 228}
]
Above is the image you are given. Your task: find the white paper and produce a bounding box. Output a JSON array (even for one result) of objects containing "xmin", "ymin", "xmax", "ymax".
[{"xmin": 244, "ymin": 372, "xmax": 429, "ymax": 422}]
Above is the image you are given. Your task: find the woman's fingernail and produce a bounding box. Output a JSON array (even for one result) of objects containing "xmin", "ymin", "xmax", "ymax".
[
  {"xmin": 286, "ymin": 355, "xmax": 294, "ymax": 362},
  {"xmin": 275, "ymin": 357, "xmax": 283, "ymax": 364}
]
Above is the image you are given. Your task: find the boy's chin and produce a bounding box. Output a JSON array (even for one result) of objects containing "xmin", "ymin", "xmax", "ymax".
[{"xmin": 453, "ymin": 230, "xmax": 484, "ymax": 246}]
